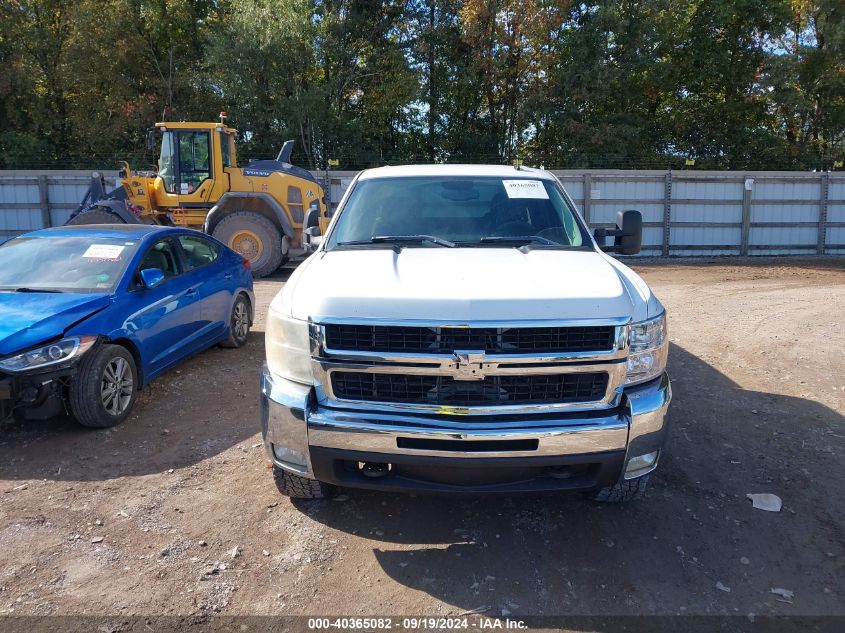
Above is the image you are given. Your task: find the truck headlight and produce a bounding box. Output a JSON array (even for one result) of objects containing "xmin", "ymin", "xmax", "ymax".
[
  {"xmin": 0, "ymin": 336, "xmax": 97, "ymax": 373},
  {"xmin": 266, "ymin": 309, "xmax": 313, "ymax": 385},
  {"xmin": 626, "ymin": 313, "xmax": 667, "ymax": 385}
]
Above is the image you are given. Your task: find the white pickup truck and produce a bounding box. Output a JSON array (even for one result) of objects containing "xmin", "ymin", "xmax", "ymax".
[{"xmin": 260, "ymin": 165, "xmax": 671, "ymax": 501}]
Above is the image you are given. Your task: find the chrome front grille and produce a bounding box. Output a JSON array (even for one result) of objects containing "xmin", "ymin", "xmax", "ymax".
[{"xmin": 312, "ymin": 318, "xmax": 630, "ymax": 416}]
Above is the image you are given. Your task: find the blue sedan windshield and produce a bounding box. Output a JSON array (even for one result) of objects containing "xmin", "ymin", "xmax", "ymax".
[{"xmin": 0, "ymin": 236, "xmax": 139, "ymax": 293}]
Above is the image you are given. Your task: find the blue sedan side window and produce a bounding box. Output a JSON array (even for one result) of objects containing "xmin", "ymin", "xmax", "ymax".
[
  {"xmin": 178, "ymin": 235, "xmax": 220, "ymax": 270},
  {"xmin": 137, "ymin": 239, "xmax": 182, "ymax": 281}
]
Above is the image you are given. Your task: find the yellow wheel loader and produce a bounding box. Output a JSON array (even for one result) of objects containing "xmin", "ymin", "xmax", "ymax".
[{"xmin": 68, "ymin": 120, "xmax": 330, "ymax": 277}]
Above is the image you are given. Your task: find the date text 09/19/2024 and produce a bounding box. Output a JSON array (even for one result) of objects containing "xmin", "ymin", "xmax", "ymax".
[{"xmin": 307, "ymin": 617, "xmax": 528, "ymax": 630}]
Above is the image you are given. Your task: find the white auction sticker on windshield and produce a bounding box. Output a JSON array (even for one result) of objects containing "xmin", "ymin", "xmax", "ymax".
[
  {"xmin": 83, "ymin": 244, "xmax": 125, "ymax": 260},
  {"xmin": 503, "ymin": 180, "xmax": 549, "ymax": 199}
]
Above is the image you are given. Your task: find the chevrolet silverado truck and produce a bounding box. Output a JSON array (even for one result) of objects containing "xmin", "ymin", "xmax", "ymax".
[{"xmin": 260, "ymin": 165, "xmax": 671, "ymax": 501}]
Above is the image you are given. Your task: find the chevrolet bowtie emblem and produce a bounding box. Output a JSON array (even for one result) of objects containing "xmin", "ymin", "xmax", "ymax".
[{"xmin": 450, "ymin": 350, "xmax": 488, "ymax": 381}]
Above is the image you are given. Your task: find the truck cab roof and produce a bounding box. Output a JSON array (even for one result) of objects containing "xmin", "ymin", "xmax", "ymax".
[{"xmin": 357, "ymin": 164, "xmax": 556, "ymax": 181}]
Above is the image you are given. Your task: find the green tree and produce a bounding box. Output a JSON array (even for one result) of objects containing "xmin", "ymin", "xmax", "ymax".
[
  {"xmin": 763, "ymin": 0, "xmax": 845, "ymax": 167},
  {"xmin": 0, "ymin": 0, "xmax": 842, "ymax": 170},
  {"xmin": 530, "ymin": 0, "xmax": 678, "ymax": 168},
  {"xmin": 205, "ymin": 0, "xmax": 320, "ymax": 164}
]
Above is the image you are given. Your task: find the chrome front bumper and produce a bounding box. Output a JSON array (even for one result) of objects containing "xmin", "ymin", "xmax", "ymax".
[{"xmin": 260, "ymin": 364, "xmax": 671, "ymax": 491}]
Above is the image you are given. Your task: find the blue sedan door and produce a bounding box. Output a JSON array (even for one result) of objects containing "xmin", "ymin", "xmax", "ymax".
[
  {"xmin": 123, "ymin": 237, "xmax": 204, "ymax": 377},
  {"xmin": 175, "ymin": 234, "xmax": 230, "ymax": 340}
]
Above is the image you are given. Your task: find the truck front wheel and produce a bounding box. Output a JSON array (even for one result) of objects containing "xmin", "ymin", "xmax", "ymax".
[
  {"xmin": 590, "ymin": 474, "xmax": 649, "ymax": 502},
  {"xmin": 212, "ymin": 212, "xmax": 285, "ymax": 278},
  {"xmin": 272, "ymin": 466, "xmax": 334, "ymax": 499}
]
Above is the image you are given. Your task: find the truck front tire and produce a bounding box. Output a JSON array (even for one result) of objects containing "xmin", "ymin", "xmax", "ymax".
[
  {"xmin": 590, "ymin": 474, "xmax": 650, "ymax": 502},
  {"xmin": 212, "ymin": 212, "xmax": 284, "ymax": 278},
  {"xmin": 272, "ymin": 466, "xmax": 334, "ymax": 499}
]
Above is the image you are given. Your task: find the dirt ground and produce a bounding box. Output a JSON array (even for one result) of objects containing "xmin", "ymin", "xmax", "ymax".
[{"xmin": 1, "ymin": 258, "xmax": 843, "ymax": 625}]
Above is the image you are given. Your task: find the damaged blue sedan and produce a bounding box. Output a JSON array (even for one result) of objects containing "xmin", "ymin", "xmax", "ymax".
[{"xmin": 0, "ymin": 225, "xmax": 254, "ymax": 428}]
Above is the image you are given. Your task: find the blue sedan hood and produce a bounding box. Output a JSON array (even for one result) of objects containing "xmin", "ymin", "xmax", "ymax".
[{"xmin": 0, "ymin": 292, "xmax": 111, "ymax": 356}]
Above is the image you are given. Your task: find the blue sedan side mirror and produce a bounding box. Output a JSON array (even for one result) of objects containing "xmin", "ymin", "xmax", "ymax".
[{"xmin": 139, "ymin": 268, "xmax": 165, "ymax": 289}]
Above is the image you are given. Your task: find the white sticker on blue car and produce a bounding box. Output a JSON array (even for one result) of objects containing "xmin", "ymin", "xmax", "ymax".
[{"xmin": 83, "ymin": 244, "xmax": 125, "ymax": 260}]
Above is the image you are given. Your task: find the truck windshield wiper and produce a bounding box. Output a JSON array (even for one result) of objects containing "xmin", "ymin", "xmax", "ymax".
[
  {"xmin": 478, "ymin": 236, "xmax": 558, "ymax": 245},
  {"xmin": 338, "ymin": 235, "xmax": 456, "ymax": 249}
]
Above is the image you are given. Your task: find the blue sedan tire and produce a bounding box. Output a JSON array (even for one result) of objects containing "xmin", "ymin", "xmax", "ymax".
[
  {"xmin": 69, "ymin": 344, "xmax": 138, "ymax": 428},
  {"xmin": 220, "ymin": 294, "xmax": 252, "ymax": 348}
]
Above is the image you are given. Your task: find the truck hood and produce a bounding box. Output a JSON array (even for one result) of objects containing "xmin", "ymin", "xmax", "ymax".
[
  {"xmin": 282, "ymin": 248, "xmax": 658, "ymax": 323},
  {"xmin": 0, "ymin": 292, "xmax": 111, "ymax": 356}
]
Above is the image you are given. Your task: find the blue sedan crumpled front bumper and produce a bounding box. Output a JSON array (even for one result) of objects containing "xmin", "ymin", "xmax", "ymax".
[{"xmin": 260, "ymin": 363, "xmax": 671, "ymax": 493}]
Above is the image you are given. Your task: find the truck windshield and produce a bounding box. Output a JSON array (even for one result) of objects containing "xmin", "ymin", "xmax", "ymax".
[
  {"xmin": 328, "ymin": 176, "xmax": 589, "ymax": 250},
  {"xmin": 0, "ymin": 236, "xmax": 138, "ymax": 293}
]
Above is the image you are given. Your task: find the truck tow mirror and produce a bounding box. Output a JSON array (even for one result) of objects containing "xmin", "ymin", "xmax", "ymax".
[
  {"xmin": 145, "ymin": 129, "xmax": 155, "ymax": 151},
  {"xmin": 304, "ymin": 206, "xmax": 321, "ymax": 230},
  {"xmin": 614, "ymin": 210, "xmax": 643, "ymax": 255},
  {"xmin": 593, "ymin": 210, "xmax": 643, "ymax": 255},
  {"xmin": 303, "ymin": 226, "xmax": 322, "ymax": 253}
]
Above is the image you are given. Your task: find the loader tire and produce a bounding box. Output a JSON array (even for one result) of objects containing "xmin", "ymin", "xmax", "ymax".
[
  {"xmin": 272, "ymin": 466, "xmax": 334, "ymax": 499},
  {"xmin": 212, "ymin": 212, "xmax": 284, "ymax": 278},
  {"xmin": 66, "ymin": 206, "xmax": 126, "ymax": 225}
]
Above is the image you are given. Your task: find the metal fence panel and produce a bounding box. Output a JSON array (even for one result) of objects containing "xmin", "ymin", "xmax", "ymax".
[
  {"xmin": 592, "ymin": 201, "xmax": 664, "ymax": 223},
  {"xmin": 826, "ymin": 226, "xmax": 845, "ymax": 248},
  {"xmin": 753, "ymin": 179, "xmax": 821, "ymax": 200},
  {"xmin": 556, "ymin": 176, "xmax": 583, "ymax": 200},
  {"xmin": 2, "ymin": 168, "xmax": 844, "ymax": 255},
  {"xmin": 591, "ymin": 178, "xmax": 664, "ymax": 201},
  {"xmin": 671, "ymin": 202, "xmax": 742, "ymax": 223},
  {"xmin": 827, "ymin": 203, "xmax": 845, "ymax": 223},
  {"xmin": 750, "ymin": 226, "xmax": 818, "ymax": 245},
  {"xmin": 751, "ymin": 203, "xmax": 819, "ymax": 223},
  {"xmin": 672, "ymin": 178, "xmax": 744, "ymax": 200},
  {"xmin": 671, "ymin": 226, "xmax": 742, "ymax": 246}
]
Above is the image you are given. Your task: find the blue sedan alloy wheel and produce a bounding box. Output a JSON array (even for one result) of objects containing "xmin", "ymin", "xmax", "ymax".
[
  {"xmin": 233, "ymin": 301, "xmax": 249, "ymax": 341},
  {"xmin": 221, "ymin": 294, "xmax": 251, "ymax": 348},
  {"xmin": 69, "ymin": 344, "xmax": 139, "ymax": 428},
  {"xmin": 102, "ymin": 356, "xmax": 134, "ymax": 416}
]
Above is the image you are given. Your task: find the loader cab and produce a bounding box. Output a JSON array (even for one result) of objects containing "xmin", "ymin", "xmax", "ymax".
[{"xmin": 152, "ymin": 122, "xmax": 236, "ymax": 210}]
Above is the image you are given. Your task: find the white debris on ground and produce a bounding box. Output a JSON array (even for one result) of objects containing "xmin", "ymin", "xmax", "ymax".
[
  {"xmin": 746, "ymin": 493, "xmax": 782, "ymax": 512},
  {"xmin": 771, "ymin": 588, "xmax": 795, "ymax": 602}
]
